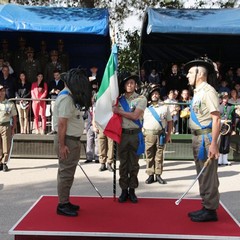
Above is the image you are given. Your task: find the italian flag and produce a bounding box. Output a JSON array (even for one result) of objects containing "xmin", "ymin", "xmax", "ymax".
[{"xmin": 94, "ymin": 44, "xmax": 122, "ymax": 143}]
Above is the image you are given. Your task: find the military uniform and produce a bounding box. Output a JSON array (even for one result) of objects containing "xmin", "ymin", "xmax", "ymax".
[
  {"xmin": 44, "ymin": 61, "xmax": 64, "ymax": 83},
  {"xmin": 13, "ymin": 37, "xmax": 27, "ymax": 76},
  {"xmin": 0, "ymin": 39, "xmax": 13, "ymax": 64},
  {"xmin": 57, "ymin": 39, "xmax": 69, "ymax": 71},
  {"xmin": 13, "ymin": 48, "xmax": 27, "ymax": 76},
  {"xmin": 218, "ymin": 99, "xmax": 234, "ymax": 165},
  {"xmin": 118, "ymin": 92, "xmax": 147, "ymax": 190},
  {"xmin": 36, "ymin": 41, "xmax": 49, "ymax": 72},
  {"xmin": 21, "ymin": 59, "xmax": 41, "ymax": 83},
  {"xmin": 98, "ymin": 129, "xmax": 114, "ymax": 171},
  {"xmin": 21, "ymin": 47, "xmax": 42, "ymax": 83},
  {"xmin": 53, "ymin": 87, "xmax": 84, "ymax": 205},
  {"xmin": 0, "ymin": 94, "xmax": 17, "ymax": 170},
  {"xmin": 143, "ymin": 102, "xmax": 172, "ymax": 179},
  {"xmin": 190, "ymin": 81, "xmax": 220, "ymax": 210}
]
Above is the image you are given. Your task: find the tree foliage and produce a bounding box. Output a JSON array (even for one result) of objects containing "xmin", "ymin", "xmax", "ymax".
[{"xmin": 9, "ymin": 0, "xmax": 240, "ymax": 71}]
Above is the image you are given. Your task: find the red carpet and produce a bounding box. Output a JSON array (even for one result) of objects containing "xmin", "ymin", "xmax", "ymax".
[{"xmin": 9, "ymin": 196, "xmax": 240, "ymax": 240}]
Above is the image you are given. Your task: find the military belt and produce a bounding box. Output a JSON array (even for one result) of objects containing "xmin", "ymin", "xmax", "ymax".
[
  {"xmin": 191, "ymin": 128, "xmax": 212, "ymax": 136},
  {"xmin": 143, "ymin": 129, "xmax": 164, "ymax": 135},
  {"xmin": 122, "ymin": 128, "xmax": 141, "ymax": 135},
  {"xmin": 0, "ymin": 122, "xmax": 10, "ymax": 126},
  {"xmin": 65, "ymin": 135, "xmax": 81, "ymax": 141}
]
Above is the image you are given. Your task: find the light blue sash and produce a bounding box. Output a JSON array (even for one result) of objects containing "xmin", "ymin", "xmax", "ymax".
[
  {"xmin": 119, "ymin": 96, "xmax": 145, "ymax": 155},
  {"xmin": 190, "ymin": 102, "xmax": 212, "ymax": 160}
]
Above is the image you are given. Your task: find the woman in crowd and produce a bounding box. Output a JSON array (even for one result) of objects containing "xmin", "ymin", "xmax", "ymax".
[
  {"xmin": 15, "ymin": 71, "xmax": 31, "ymax": 134},
  {"xmin": 31, "ymin": 72, "xmax": 48, "ymax": 134},
  {"xmin": 164, "ymin": 90, "xmax": 180, "ymax": 134}
]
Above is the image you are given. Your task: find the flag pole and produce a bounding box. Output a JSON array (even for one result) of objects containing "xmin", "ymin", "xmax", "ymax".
[{"xmin": 111, "ymin": 0, "xmax": 117, "ymax": 202}]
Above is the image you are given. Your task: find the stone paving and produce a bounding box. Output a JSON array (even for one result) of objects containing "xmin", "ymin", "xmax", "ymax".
[{"xmin": 1, "ymin": 158, "xmax": 240, "ymax": 240}]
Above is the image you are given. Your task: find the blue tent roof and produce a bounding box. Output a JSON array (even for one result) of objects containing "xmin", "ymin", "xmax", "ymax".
[
  {"xmin": 0, "ymin": 4, "xmax": 109, "ymax": 35},
  {"xmin": 147, "ymin": 8, "xmax": 240, "ymax": 35}
]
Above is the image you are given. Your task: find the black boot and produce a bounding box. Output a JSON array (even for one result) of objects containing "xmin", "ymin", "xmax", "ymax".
[
  {"xmin": 107, "ymin": 163, "xmax": 114, "ymax": 172},
  {"xmin": 99, "ymin": 163, "xmax": 107, "ymax": 172},
  {"xmin": 57, "ymin": 203, "xmax": 78, "ymax": 217},
  {"xmin": 188, "ymin": 207, "xmax": 206, "ymax": 218},
  {"xmin": 118, "ymin": 189, "xmax": 128, "ymax": 203},
  {"xmin": 145, "ymin": 175, "xmax": 154, "ymax": 184},
  {"xmin": 190, "ymin": 209, "xmax": 218, "ymax": 222},
  {"xmin": 129, "ymin": 188, "xmax": 138, "ymax": 203},
  {"xmin": 156, "ymin": 174, "xmax": 167, "ymax": 184}
]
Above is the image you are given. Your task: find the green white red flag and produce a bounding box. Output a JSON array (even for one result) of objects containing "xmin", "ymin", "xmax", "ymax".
[{"xmin": 94, "ymin": 44, "xmax": 122, "ymax": 143}]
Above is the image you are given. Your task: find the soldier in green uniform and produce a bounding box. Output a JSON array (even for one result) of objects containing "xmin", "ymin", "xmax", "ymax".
[
  {"xmin": 36, "ymin": 40, "xmax": 49, "ymax": 71},
  {"xmin": 13, "ymin": 37, "xmax": 27, "ymax": 76},
  {"xmin": 113, "ymin": 74, "xmax": 147, "ymax": 203},
  {"xmin": 0, "ymin": 39, "xmax": 13, "ymax": 64},
  {"xmin": 57, "ymin": 39, "xmax": 69, "ymax": 71},
  {"xmin": 143, "ymin": 85, "xmax": 172, "ymax": 185},
  {"xmin": 21, "ymin": 47, "xmax": 41, "ymax": 83},
  {"xmin": 44, "ymin": 50, "xmax": 65, "ymax": 83},
  {"xmin": 53, "ymin": 68, "xmax": 91, "ymax": 217},
  {"xmin": 184, "ymin": 57, "xmax": 221, "ymax": 222}
]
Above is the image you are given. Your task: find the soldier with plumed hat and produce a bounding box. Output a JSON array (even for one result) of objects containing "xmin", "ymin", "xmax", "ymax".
[
  {"xmin": 113, "ymin": 72, "xmax": 147, "ymax": 203},
  {"xmin": 184, "ymin": 56, "xmax": 221, "ymax": 222},
  {"xmin": 143, "ymin": 84, "xmax": 172, "ymax": 185},
  {"xmin": 52, "ymin": 68, "xmax": 92, "ymax": 217}
]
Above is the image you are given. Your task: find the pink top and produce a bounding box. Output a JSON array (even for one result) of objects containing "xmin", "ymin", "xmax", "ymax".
[{"xmin": 31, "ymin": 81, "xmax": 48, "ymax": 100}]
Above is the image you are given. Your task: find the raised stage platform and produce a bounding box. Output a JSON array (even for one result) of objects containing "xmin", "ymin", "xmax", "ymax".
[{"xmin": 9, "ymin": 196, "xmax": 240, "ymax": 240}]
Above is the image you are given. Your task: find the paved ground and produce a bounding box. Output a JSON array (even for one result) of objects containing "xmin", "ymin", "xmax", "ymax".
[{"xmin": 1, "ymin": 157, "xmax": 240, "ymax": 240}]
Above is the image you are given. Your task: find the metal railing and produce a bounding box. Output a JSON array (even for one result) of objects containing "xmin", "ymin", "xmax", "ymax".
[
  {"xmin": 7, "ymin": 98, "xmax": 240, "ymax": 135},
  {"xmin": 9, "ymin": 98, "xmax": 55, "ymax": 135}
]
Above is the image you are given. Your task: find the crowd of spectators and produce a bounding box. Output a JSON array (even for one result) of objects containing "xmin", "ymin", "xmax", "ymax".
[
  {"xmin": 140, "ymin": 61, "xmax": 240, "ymax": 134},
  {"xmin": 1, "ymin": 36, "xmax": 240, "ymax": 136},
  {"xmin": 0, "ymin": 37, "xmax": 101, "ymax": 135}
]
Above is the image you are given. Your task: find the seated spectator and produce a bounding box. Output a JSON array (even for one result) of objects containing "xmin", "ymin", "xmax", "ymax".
[
  {"xmin": 234, "ymin": 83, "xmax": 240, "ymax": 98},
  {"xmin": 148, "ymin": 68, "xmax": 160, "ymax": 84},
  {"xmin": 160, "ymin": 80, "xmax": 167, "ymax": 100},
  {"xmin": 140, "ymin": 68, "xmax": 148, "ymax": 84},
  {"xmin": 218, "ymin": 80, "xmax": 230, "ymax": 95},
  {"xmin": 31, "ymin": 73, "xmax": 48, "ymax": 134},
  {"xmin": 15, "ymin": 71, "xmax": 31, "ymax": 134},
  {"xmin": 225, "ymin": 67, "xmax": 234, "ymax": 87}
]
